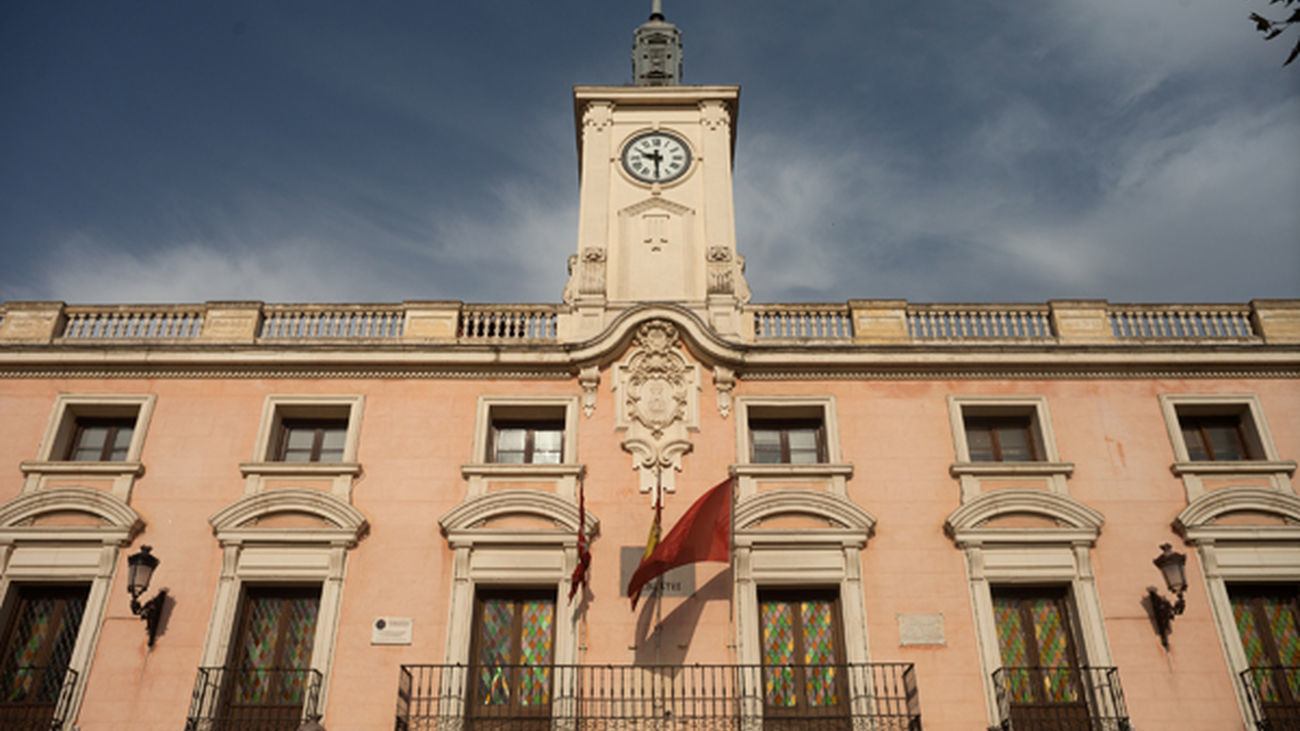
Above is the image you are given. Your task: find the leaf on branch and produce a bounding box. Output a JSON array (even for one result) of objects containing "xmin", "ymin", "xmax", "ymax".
[
  {"xmin": 1286, "ymin": 38, "xmax": 1300, "ymax": 65},
  {"xmin": 1252, "ymin": 12, "xmax": 1274, "ymax": 31}
]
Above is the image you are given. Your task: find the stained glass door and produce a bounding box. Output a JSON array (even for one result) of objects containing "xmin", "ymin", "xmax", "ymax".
[
  {"xmin": 0, "ymin": 585, "xmax": 87, "ymax": 727},
  {"xmin": 758, "ymin": 590, "xmax": 848, "ymax": 730},
  {"xmin": 468, "ymin": 590, "xmax": 555, "ymax": 730},
  {"xmin": 221, "ymin": 586, "xmax": 320, "ymax": 730},
  {"xmin": 992, "ymin": 588, "xmax": 1090, "ymax": 730},
  {"xmin": 1230, "ymin": 585, "xmax": 1300, "ymax": 726}
]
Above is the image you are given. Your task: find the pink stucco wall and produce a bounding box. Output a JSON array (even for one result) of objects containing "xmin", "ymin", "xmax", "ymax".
[{"xmin": 0, "ymin": 365, "xmax": 1295, "ymax": 730}]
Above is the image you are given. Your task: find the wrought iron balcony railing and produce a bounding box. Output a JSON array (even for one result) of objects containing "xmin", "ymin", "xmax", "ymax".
[
  {"xmin": 992, "ymin": 666, "xmax": 1130, "ymax": 731},
  {"xmin": 185, "ymin": 666, "xmax": 323, "ymax": 731},
  {"xmin": 396, "ymin": 662, "xmax": 920, "ymax": 730},
  {"xmin": 1240, "ymin": 666, "xmax": 1300, "ymax": 730},
  {"xmin": 0, "ymin": 665, "xmax": 78, "ymax": 731}
]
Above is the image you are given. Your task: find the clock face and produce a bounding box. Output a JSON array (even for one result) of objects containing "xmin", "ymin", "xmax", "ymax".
[{"xmin": 622, "ymin": 132, "xmax": 691, "ymax": 184}]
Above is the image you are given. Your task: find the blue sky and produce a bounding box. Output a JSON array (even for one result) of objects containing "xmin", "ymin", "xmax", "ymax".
[{"xmin": 2, "ymin": 1, "xmax": 1297, "ymax": 305}]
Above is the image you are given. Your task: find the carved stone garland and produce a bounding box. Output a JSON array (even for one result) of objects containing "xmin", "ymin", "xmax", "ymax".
[{"xmin": 613, "ymin": 321, "xmax": 701, "ymax": 499}]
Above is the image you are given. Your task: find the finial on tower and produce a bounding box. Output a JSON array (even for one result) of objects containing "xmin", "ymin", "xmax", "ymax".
[{"xmin": 632, "ymin": 2, "xmax": 682, "ymax": 86}]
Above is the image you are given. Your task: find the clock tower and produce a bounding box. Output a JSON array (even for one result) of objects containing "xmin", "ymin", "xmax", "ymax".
[{"xmin": 563, "ymin": 3, "xmax": 749, "ymax": 338}]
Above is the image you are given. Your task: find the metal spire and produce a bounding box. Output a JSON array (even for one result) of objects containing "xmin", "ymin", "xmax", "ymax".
[{"xmin": 632, "ymin": 1, "xmax": 682, "ymax": 86}]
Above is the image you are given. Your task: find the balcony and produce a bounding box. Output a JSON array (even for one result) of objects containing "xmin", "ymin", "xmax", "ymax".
[
  {"xmin": 1241, "ymin": 666, "xmax": 1300, "ymax": 730},
  {"xmin": 992, "ymin": 666, "xmax": 1130, "ymax": 731},
  {"xmin": 396, "ymin": 663, "xmax": 920, "ymax": 730},
  {"xmin": 185, "ymin": 666, "xmax": 323, "ymax": 731},
  {"xmin": 0, "ymin": 666, "xmax": 78, "ymax": 731}
]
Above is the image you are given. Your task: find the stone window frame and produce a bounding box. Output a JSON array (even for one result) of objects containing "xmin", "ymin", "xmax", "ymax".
[
  {"xmin": 945, "ymin": 490, "xmax": 1114, "ymax": 729},
  {"xmin": 197, "ymin": 488, "xmax": 368, "ymax": 725},
  {"xmin": 1157, "ymin": 394, "xmax": 1296, "ymax": 501},
  {"xmin": 946, "ymin": 395, "xmax": 1074, "ymax": 503},
  {"xmin": 438, "ymin": 489, "xmax": 599, "ymax": 723},
  {"xmin": 240, "ymin": 395, "xmax": 365, "ymax": 500},
  {"xmin": 732, "ymin": 396, "xmax": 852, "ymax": 500},
  {"xmin": 462, "ymin": 396, "xmax": 583, "ymax": 499},
  {"xmin": 21, "ymin": 394, "xmax": 157, "ymax": 501},
  {"xmin": 733, "ymin": 489, "xmax": 876, "ymax": 662},
  {"xmin": 1174, "ymin": 487, "xmax": 1300, "ymax": 727},
  {"xmin": 0, "ymin": 486, "xmax": 145, "ymax": 728}
]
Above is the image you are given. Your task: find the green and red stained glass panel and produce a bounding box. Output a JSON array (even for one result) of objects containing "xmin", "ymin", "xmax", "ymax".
[
  {"xmin": 471, "ymin": 591, "xmax": 555, "ymax": 715},
  {"xmin": 1231, "ymin": 585, "xmax": 1300, "ymax": 705},
  {"xmin": 0, "ymin": 585, "xmax": 87, "ymax": 708},
  {"xmin": 993, "ymin": 588, "xmax": 1083, "ymax": 705},
  {"xmin": 230, "ymin": 587, "xmax": 319, "ymax": 706},
  {"xmin": 759, "ymin": 592, "xmax": 843, "ymax": 712}
]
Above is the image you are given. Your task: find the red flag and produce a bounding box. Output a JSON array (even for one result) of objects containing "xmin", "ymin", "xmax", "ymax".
[
  {"xmin": 627, "ymin": 477, "xmax": 732, "ymax": 610},
  {"xmin": 569, "ymin": 479, "xmax": 591, "ymax": 602}
]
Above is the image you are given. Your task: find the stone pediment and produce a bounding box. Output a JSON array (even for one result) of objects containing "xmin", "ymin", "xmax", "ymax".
[
  {"xmin": 0, "ymin": 486, "xmax": 143, "ymax": 544},
  {"xmin": 944, "ymin": 489, "xmax": 1104, "ymax": 546},
  {"xmin": 1175, "ymin": 487, "xmax": 1300, "ymax": 542},
  {"xmin": 735, "ymin": 489, "xmax": 876, "ymax": 536},
  {"xmin": 618, "ymin": 197, "xmax": 694, "ymax": 218},
  {"xmin": 440, "ymin": 489, "xmax": 599, "ymax": 538},
  {"xmin": 209, "ymin": 488, "xmax": 368, "ymax": 545}
]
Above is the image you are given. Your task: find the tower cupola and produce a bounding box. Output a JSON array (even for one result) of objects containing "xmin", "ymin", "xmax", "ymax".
[{"xmin": 632, "ymin": 0, "xmax": 682, "ymax": 86}]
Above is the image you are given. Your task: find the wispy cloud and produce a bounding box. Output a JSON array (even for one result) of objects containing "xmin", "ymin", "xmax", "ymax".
[{"xmin": 15, "ymin": 173, "xmax": 578, "ymax": 305}]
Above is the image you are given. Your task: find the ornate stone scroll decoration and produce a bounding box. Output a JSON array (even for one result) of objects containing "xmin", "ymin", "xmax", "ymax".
[
  {"xmin": 700, "ymin": 100, "xmax": 730, "ymax": 132},
  {"xmin": 563, "ymin": 247, "xmax": 608, "ymax": 303},
  {"xmin": 713, "ymin": 366, "xmax": 736, "ymax": 418},
  {"xmin": 613, "ymin": 321, "xmax": 701, "ymax": 497},
  {"xmin": 582, "ymin": 102, "xmax": 613, "ymax": 134},
  {"xmin": 578, "ymin": 365, "xmax": 600, "ymax": 417},
  {"xmin": 733, "ymin": 253, "xmax": 752, "ymax": 304},
  {"xmin": 580, "ymin": 247, "xmax": 607, "ymax": 295},
  {"xmin": 562, "ymin": 254, "xmax": 579, "ymax": 304},
  {"xmin": 706, "ymin": 246, "xmax": 733, "ymax": 295}
]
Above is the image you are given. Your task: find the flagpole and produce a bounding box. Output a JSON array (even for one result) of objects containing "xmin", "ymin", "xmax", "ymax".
[
  {"xmin": 578, "ymin": 473, "xmax": 588, "ymax": 663},
  {"xmin": 727, "ymin": 468, "xmax": 737, "ymax": 667},
  {"xmin": 653, "ymin": 464, "xmax": 663, "ymax": 665}
]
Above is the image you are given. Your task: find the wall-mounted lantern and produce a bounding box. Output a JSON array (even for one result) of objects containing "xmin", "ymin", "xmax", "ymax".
[
  {"xmin": 126, "ymin": 545, "xmax": 167, "ymax": 647},
  {"xmin": 1147, "ymin": 543, "xmax": 1188, "ymax": 649}
]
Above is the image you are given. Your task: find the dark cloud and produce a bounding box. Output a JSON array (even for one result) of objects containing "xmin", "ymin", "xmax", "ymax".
[{"xmin": 1, "ymin": 2, "xmax": 1295, "ymax": 305}]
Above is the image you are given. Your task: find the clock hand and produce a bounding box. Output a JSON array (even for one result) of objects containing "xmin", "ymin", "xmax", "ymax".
[{"xmin": 646, "ymin": 149, "xmax": 663, "ymax": 176}]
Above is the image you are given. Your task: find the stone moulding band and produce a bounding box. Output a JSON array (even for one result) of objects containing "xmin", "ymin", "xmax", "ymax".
[{"xmin": 1, "ymin": 366, "xmax": 1298, "ymax": 380}]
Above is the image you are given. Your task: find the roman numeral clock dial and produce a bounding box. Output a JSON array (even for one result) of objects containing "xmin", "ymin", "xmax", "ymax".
[{"xmin": 621, "ymin": 131, "xmax": 691, "ymax": 184}]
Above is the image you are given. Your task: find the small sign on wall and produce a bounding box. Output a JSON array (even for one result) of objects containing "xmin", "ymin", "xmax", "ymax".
[
  {"xmin": 898, "ymin": 613, "xmax": 945, "ymax": 646},
  {"xmin": 372, "ymin": 616, "xmax": 413, "ymax": 645},
  {"xmin": 620, "ymin": 546, "xmax": 695, "ymax": 597}
]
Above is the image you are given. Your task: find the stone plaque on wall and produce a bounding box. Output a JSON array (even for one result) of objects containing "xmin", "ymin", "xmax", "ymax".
[
  {"xmin": 898, "ymin": 613, "xmax": 945, "ymax": 646},
  {"xmin": 620, "ymin": 546, "xmax": 695, "ymax": 597},
  {"xmin": 371, "ymin": 617, "xmax": 413, "ymax": 645}
]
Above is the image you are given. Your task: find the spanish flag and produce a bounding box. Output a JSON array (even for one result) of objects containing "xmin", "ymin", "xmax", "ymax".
[{"xmin": 627, "ymin": 478, "xmax": 732, "ymax": 610}]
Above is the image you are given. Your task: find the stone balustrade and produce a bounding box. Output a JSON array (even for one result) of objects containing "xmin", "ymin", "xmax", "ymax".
[
  {"xmin": 259, "ymin": 305, "xmax": 405, "ymax": 340},
  {"xmin": 0, "ymin": 299, "xmax": 1296, "ymax": 346},
  {"xmin": 906, "ymin": 304, "xmax": 1053, "ymax": 341},
  {"xmin": 752, "ymin": 305, "xmax": 853, "ymax": 339},
  {"xmin": 458, "ymin": 304, "xmax": 559, "ymax": 341},
  {"xmin": 59, "ymin": 305, "xmax": 205, "ymax": 340},
  {"xmin": 1109, "ymin": 304, "xmax": 1257, "ymax": 340}
]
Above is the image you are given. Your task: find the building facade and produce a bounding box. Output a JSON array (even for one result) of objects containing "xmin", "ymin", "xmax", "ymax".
[{"xmin": 1, "ymin": 8, "xmax": 1299, "ymax": 731}]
